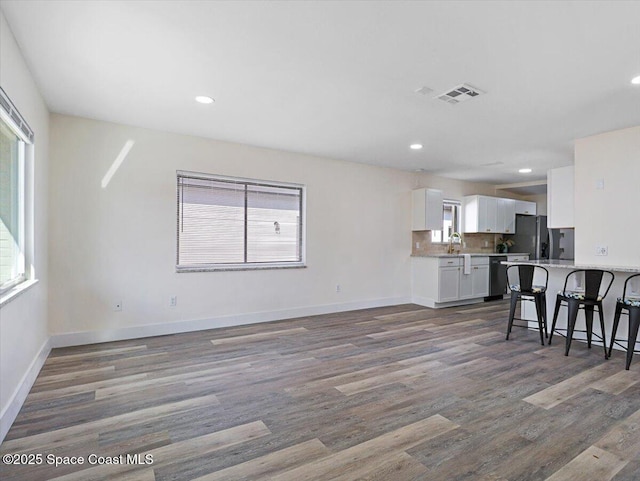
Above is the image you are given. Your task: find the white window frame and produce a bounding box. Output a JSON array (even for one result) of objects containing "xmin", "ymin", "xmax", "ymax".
[
  {"xmin": 0, "ymin": 87, "xmax": 33, "ymax": 298},
  {"xmin": 176, "ymin": 171, "xmax": 306, "ymax": 272},
  {"xmin": 431, "ymin": 200, "xmax": 461, "ymax": 244}
]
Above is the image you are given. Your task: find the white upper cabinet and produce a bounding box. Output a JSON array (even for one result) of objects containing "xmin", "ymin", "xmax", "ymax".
[
  {"xmin": 498, "ymin": 198, "xmax": 516, "ymax": 233},
  {"xmin": 465, "ymin": 195, "xmax": 494, "ymax": 233},
  {"xmin": 547, "ymin": 166, "xmax": 575, "ymax": 228},
  {"xmin": 515, "ymin": 200, "xmax": 537, "ymax": 215},
  {"xmin": 412, "ymin": 188, "xmax": 443, "ymax": 231},
  {"xmin": 464, "ymin": 195, "xmax": 516, "ymax": 233},
  {"xmin": 480, "ymin": 196, "xmax": 498, "ymax": 232}
]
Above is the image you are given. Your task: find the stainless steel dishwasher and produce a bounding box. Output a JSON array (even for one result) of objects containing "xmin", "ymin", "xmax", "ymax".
[{"xmin": 485, "ymin": 256, "xmax": 507, "ymax": 301}]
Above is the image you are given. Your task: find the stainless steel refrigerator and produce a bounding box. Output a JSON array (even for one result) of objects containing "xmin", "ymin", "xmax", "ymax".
[{"xmin": 511, "ymin": 215, "xmax": 575, "ymax": 260}]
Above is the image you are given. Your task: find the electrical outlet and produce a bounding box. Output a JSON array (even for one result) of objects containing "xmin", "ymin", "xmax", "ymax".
[
  {"xmin": 170, "ymin": 296, "xmax": 177, "ymax": 307},
  {"xmin": 336, "ymin": 284, "xmax": 341, "ymax": 293},
  {"xmin": 113, "ymin": 301, "xmax": 122, "ymax": 311},
  {"xmin": 595, "ymin": 245, "xmax": 608, "ymax": 256},
  {"xmin": 415, "ymin": 242, "xmax": 420, "ymax": 249}
]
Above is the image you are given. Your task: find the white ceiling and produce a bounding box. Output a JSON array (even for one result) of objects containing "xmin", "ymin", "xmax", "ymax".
[{"xmin": 2, "ymin": 0, "xmax": 640, "ymax": 184}]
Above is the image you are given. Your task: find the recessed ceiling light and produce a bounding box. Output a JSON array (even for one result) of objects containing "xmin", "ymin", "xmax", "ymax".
[
  {"xmin": 519, "ymin": 168, "xmax": 532, "ymax": 174},
  {"xmin": 195, "ymin": 95, "xmax": 215, "ymax": 104},
  {"xmin": 410, "ymin": 144, "xmax": 423, "ymax": 150},
  {"xmin": 631, "ymin": 75, "xmax": 640, "ymax": 85}
]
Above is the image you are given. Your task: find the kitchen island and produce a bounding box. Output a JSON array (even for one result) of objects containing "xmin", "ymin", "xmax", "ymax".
[{"xmin": 502, "ymin": 259, "xmax": 640, "ymax": 352}]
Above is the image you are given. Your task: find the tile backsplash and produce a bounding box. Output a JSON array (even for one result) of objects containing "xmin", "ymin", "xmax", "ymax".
[{"xmin": 412, "ymin": 232, "xmax": 497, "ymax": 255}]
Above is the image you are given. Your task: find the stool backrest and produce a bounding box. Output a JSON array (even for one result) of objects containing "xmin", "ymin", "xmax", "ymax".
[
  {"xmin": 507, "ymin": 264, "xmax": 549, "ymax": 292},
  {"xmin": 622, "ymin": 273, "xmax": 640, "ymax": 301},
  {"xmin": 562, "ymin": 269, "xmax": 615, "ymax": 300}
]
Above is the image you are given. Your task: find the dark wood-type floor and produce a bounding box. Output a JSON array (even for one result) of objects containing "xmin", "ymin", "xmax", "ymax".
[{"xmin": 1, "ymin": 301, "xmax": 639, "ymax": 480}]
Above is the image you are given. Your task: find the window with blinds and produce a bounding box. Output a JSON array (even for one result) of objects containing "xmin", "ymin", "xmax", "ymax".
[
  {"xmin": 177, "ymin": 171, "xmax": 305, "ymax": 271},
  {"xmin": 0, "ymin": 87, "xmax": 31, "ymax": 295}
]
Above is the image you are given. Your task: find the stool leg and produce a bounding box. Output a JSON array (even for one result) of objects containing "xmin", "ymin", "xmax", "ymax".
[
  {"xmin": 626, "ymin": 307, "xmax": 640, "ymax": 370},
  {"xmin": 608, "ymin": 303, "xmax": 624, "ymax": 359},
  {"xmin": 549, "ymin": 296, "xmax": 563, "ymax": 345},
  {"xmin": 584, "ymin": 305, "xmax": 594, "ymax": 349},
  {"xmin": 542, "ymin": 293, "xmax": 548, "ymax": 338},
  {"xmin": 597, "ymin": 302, "xmax": 608, "ymax": 359},
  {"xmin": 506, "ymin": 292, "xmax": 519, "ymax": 340},
  {"xmin": 534, "ymin": 295, "xmax": 545, "ymax": 346},
  {"xmin": 565, "ymin": 300, "xmax": 579, "ymax": 356}
]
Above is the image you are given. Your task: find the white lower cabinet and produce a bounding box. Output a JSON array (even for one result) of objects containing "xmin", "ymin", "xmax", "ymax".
[
  {"xmin": 459, "ymin": 267, "xmax": 473, "ymax": 299},
  {"xmin": 470, "ymin": 264, "xmax": 490, "ymax": 297},
  {"xmin": 460, "ymin": 258, "xmax": 489, "ymax": 299},
  {"xmin": 439, "ymin": 266, "xmax": 460, "ymax": 302},
  {"xmin": 412, "ymin": 256, "xmax": 490, "ymax": 308}
]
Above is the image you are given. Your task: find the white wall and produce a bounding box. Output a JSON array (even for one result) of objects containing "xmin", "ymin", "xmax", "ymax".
[
  {"xmin": 416, "ymin": 173, "xmax": 498, "ymax": 201},
  {"xmin": 48, "ymin": 114, "xmax": 418, "ymax": 342},
  {"xmin": 0, "ymin": 10, "xmax": 50, "ymax": 441},
  {"xmin": 574, "ymin": 126, "xmax": 640, "ymax": 267}
]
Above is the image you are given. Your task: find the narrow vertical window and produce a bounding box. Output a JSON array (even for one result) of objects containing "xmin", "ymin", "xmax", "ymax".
[
  {"xmin": 0, "ymin": 88, "xmax": 32, "ymax": 295},
  {"xmin": 431, "ymin": 200, "xmax": 461, "ymax": 243}
]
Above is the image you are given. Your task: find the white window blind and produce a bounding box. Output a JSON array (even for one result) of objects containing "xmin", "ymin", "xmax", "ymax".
[{"xmin": 177, "ymin": 172, "xmax": 304, "ymax": 270}]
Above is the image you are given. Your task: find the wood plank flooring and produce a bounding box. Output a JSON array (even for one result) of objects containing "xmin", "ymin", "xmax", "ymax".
[{"xmin": 1, "ymin": 301, "xmax": 638, "ymax": 480}]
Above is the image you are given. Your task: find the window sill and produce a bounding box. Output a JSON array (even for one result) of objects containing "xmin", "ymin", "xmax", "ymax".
[
  {"xmin": 177, "ymin": 263, "xmax": 307, "ymax": 273},
  {"xmin": 0, "ymin": 279, "xmax": 39, "ymax": 307}
]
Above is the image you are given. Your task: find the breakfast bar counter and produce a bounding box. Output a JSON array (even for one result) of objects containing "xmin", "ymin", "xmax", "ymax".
[{"xmin": 501, "ymin": 259, "xmax": 640, "ymax": 351}]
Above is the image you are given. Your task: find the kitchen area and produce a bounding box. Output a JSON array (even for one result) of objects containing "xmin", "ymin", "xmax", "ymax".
[
  {"xmin": 410, "ymin": 180, "xmax": 574, "ymax": 309},
  {"xmin": 410, "ymin": 129, "xmax": 640, "ymax": 360}
]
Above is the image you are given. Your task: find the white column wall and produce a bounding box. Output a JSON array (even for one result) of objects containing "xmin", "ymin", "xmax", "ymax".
[{"xmin": 574, "ymin": 126, "xmax": 640, "ymax": 268}]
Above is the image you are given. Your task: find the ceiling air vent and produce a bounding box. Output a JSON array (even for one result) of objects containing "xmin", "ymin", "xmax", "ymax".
[{"xmin": 435, "ymin": 83, "xmax": 484, "ymax": 105}]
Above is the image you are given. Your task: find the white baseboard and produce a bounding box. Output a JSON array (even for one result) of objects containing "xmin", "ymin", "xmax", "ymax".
[
  {"xmin": 50, "ymin": 296, "xmax": 412, "ymax": 348},
  {"xmin": 411, "ymin": 295, "xmax": 437, "ymax": 308},
  {"xmin": 0, "ymin": 337, "xmax": 51, "ymax": 444},
  {"xmin": 411, "ymin": 295, "xmax": 484, "ymax": 309}
]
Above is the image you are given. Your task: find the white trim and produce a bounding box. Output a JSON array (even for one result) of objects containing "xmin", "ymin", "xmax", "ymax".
[
  {"xmin": 0, "ymin": 101, "xmax": 33, "ymax": 145},
  {"xmin": 177, "ymin": 262, "xmax": 306, "ymax": 273},
  {"xmin": 176, "ymin": 170, "xmax": 304, "ymax": 190},
  {"xmin": 0, "ymin": 337, "xmax": 51, "ymax": 444},
  {"xmin": 0, "ymin": 278, "xmax": 38, "ymax": 307},
  {"xmin": 411, "ymin": 295, "xmax": 484, "ymax": 309},
  {"xmin": 50, "ymin": 296, "xmax": 411, "ymax": 348}
]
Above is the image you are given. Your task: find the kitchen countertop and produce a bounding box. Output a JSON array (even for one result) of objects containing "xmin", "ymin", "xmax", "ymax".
[
  {"xmin": 501, "ymin": 258, "xmax": 640, "ymax": 273},
  {"xmin": 412, "ymin": 252, "xmax": 531, "ymax": 258}
]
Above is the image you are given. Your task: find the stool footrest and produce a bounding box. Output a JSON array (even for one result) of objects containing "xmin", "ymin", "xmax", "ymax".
[
  {"xmin": 610, "ymin": 339, "xmax": 640, "ymax": 354},
  {"xmin": 549, "ymin": 328, "xmax": 606, "ymax": 345}
]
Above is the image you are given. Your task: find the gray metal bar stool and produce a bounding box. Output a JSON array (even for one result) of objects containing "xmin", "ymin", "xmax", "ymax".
[
  {"xmin": 549, "ymin": 269, "xmax": 614, "ymax": 358},
  {"xmin": 505, "ymin": 264, "xmax": 549, "ymax": 345},
  {"xmin": 608, "ymin": 273, "xmax": 640, "ymax": 369}
]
